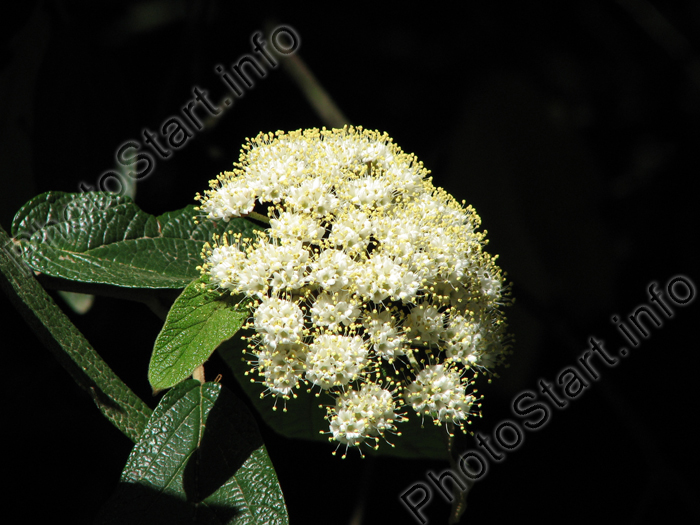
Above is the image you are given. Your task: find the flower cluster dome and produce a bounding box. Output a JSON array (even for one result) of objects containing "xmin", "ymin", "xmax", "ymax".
[{"xmin": 196, "ymin": 127, "xmax": 510, "ymax": 455}]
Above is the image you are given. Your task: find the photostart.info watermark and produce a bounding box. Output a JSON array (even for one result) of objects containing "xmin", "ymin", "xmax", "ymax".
[
  {"xmin": 400, "ymin": 275, "xmax": 696, "ymax": 524},
  {"xmin": 78, "ymin": 25, "xmax": 300, "ymax": 195}
]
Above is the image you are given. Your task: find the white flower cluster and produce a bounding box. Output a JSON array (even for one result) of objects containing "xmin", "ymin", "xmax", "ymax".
[{"xmin": 196, "ymin": 127, "xmax": 511, "ymax": 456}]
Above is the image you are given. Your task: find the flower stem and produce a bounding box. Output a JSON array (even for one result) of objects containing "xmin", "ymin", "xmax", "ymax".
[{"xmin": 247, "ymin": 211, "xmax": 271, "ymax": 224}]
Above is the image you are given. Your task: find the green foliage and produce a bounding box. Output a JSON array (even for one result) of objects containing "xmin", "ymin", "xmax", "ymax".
[
  {"xmin": 11, "ymin": 191, "xmax": 260, "ymax": 288},
  {"xmin": 148, "ymin": 276, "xmax": 250, "ymax": 392},
  {"xmin": 4, "ymin": 192, "xmax": 289, "ymax": 522},
  {"xmin": 94, "ymin": 380, "xmax": 288, "ymax": 525},
  {"xmin": 0, "ymin": 224, "xmax": 151, "ymax": 442}
]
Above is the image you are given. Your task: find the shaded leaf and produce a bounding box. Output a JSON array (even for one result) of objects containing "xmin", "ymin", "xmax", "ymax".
[
  {"xmin": 218, "ymin": 336, "xmax": 448, "ymax": 460},
  {"xmin": 11, "ymin": 191, "xmax": 260, "ymax": 289},
  {"xmin": 95, "ymin": 380, "xmax": 288, "ymax": 525}
]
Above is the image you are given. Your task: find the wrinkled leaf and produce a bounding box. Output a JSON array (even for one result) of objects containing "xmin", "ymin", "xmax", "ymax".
[
  {"xmin": 149, "ymin": 276, "xmax": 249, "ymax": 392},
  {"xmin": 11, "ymin": 191, "xmax": 260, "ymax": 289},
  {"xmin": 95, "ymin": 380, "xmax": 288, "ymax": 525},
  {"xmin": 0, "ymin": 225, "xmax": 151, "ymax": 442}
]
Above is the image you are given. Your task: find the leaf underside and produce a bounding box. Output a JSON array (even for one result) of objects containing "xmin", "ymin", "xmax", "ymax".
[{"xmin": 0, "ymin": 224, "xmax": 151, "ymax": 441}]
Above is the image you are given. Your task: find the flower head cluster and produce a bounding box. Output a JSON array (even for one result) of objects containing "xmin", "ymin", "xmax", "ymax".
[{"xmin": 196, "ymin": 127, "xmax": 511, "ymax": 455}]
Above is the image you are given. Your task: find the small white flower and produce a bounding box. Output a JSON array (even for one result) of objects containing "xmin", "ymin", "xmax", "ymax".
[
  {"xmin": 256, "ymin": 343, "xmax": 307, "ymax": 398},
  {"xmin": 311, "ymin": 249, "xmax": 354, "ymax": 292},
  {"xmin": 329, "ymin": 407, "xmax": 367, "ymax": 448},
  {"xmin": 269, "ymin": 211, "xmax": 325, "ymax": 244},
  {"xmin": 327, "ymin": 383, "xmax": 402, "ymax": 451},
  {"xmin": 345, "ymin": 176, "xmax": 393, "ymax": 208},
  {"xmin": 328, "ymin": 209, "xmax": 372, "ymax": 254},
  {"xmin": 254, "ymin": 297, "xmax": 305, "ymax": 348},
  {"xmin": 207, "ymin": 243, "xmax": 246, "ymax": 291},
  {"xmin": 251, "ymin": 157, "xmax": 303, "ymax": 202},
  {"xmin": 405, "ymin": 364, "xmax": 475, "ymax": 426},
  {"xmin": 285, "ymin": 178, "xmax": 339, "ymax": 217},
  {"xmin": 363, "ymin": 309, "xmax": 406, "ymax": 361},
  {"xmin": 305, "ymin": 334, "xmax": 368, "ymax": 389},
  {"xmin": 198, "ymin": 174, "xmax": 256, "ymax": 220},
  {"xmin": 265, "ymin": 241, "xmax": 310, "ymax": 293},
  {"xmin": 310, "ymin": 291, "xmax": 361, "ymax": 331},
  {"xmin": 405, "ymin": 304, "xmax": 445, "ymax": 346}
]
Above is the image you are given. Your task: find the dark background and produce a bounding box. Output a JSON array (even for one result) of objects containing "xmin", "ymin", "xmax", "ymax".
[{"xmin": 1, "ymin": 1, "xmax": 698, "ymax": 524}]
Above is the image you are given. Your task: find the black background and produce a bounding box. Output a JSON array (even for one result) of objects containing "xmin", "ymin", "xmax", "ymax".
[{"xmin": 1, "ymin": 1, "xmax": 698, "ymax": 524}]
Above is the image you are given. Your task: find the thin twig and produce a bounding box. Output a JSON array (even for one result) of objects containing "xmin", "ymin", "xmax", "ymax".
[{"xmin": 265, "ymin": 20, "xmax": 351, "ymax": 128}]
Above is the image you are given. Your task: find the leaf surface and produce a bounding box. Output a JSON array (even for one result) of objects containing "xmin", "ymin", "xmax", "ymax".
[
  {"xmin": 95, "ymin": 380, "xmax": 288, "ymax": 525},
  {"xmin": 11, "ymin": 191, "xmax": 260, "ymax": 289},
  {"xmin": 149, "ymin": 276, "xmax": 249, "ymax": 391},
  {"xmin": 0, "ymin": 224, "xmax": 151, "ymax": 442}
]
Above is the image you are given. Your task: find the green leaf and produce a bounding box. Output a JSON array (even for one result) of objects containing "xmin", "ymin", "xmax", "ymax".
[
  {"xmin": 218, "ymin": 336, "xmax": 449, "ymax": 460},
  {"xmin": 95, "ymin": 380, "xmax": 288, "ymax": 525},
  {"xmin": 149, "ymin": 276, "xmax": 250, "ymax": 392},
  {"xmin": 11, "ymin": 191, "xmax": 260, "ymax": 289},
  {"xmin": 0, "ymin": 224, "xmax": 151, "ymax": 442}
]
